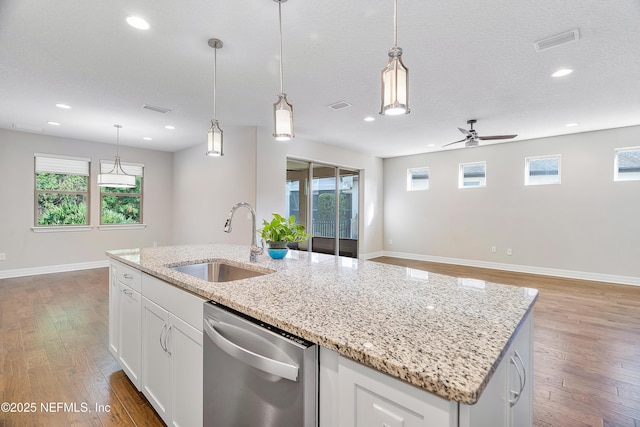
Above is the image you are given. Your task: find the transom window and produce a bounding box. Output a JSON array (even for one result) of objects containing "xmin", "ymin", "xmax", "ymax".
[
  {"xmin": 34, "ymin": 154, "xmax": 90, "ymax": 226},
  {"xmin": 459, "ymin": 162, "xmax": 486, "ymax": 188},
  {"xmin": 100, "ymin": 160, "xmax": 144, "ymax": 224},
  {"xmin": 407, "ymin": 167, "xmax": 429, "ymax": 191},
  {"xmin": 525, "ymin": 155, "xmax": 561, "ymax": 185},
  {"xmin": 614, "ymin": 147, "xmax": 640, "ymax": 181}
]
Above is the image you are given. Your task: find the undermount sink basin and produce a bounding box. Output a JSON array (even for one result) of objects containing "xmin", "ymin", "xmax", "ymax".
[{"xmin": 170, "ymin": 261, "xmax": 271, "ymax": 283}]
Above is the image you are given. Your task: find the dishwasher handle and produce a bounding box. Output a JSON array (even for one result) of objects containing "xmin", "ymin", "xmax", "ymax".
[{"xmin": 204, "ymin": 317, "xmax": 299, "ymax": 382}]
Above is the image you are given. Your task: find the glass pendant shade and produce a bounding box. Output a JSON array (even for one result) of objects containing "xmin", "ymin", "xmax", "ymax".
[
  {"xmin": 206, "ymin": 119, "xmax": 223, "ymax": 156},
  {"xmin": 273, "ymin": 93, "xmax": 294, "ymax": 141},
  {"xmin": 381, "ymin": 47, "xmax": 410, "ymax": 116},
  {"xmin": 97, "ymin": 156, "xmax": 136, "ymax": 188}
]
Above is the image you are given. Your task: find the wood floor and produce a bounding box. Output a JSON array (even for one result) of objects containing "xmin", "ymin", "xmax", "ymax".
[{"xmin": 1, "ymin": 261, "xmax": 639, "ymax": 426}]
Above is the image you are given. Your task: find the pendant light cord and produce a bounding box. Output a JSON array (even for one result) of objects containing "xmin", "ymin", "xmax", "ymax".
[
  {"xmin": 115, "ymin": 125, "xmax": 121, "ymax": 157},
  {"xmin": 213, "ymin": 46, "xmax": 217, "ymax": 119},
  {"xmin": 278, "ymin": 1, "xmax": 284, "ymax": 94},
  {"xmin": 393, "ymin": 0, "xmax": 398, "ymax": 47}
]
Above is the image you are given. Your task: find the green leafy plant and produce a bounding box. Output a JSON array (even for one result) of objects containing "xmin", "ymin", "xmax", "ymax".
[{"xmin": 258, "ymin": 213, "xmax": 311, "ymax": 244}]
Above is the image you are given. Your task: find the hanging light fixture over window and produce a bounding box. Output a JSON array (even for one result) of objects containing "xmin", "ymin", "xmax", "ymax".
[
  {"xmin": 380, "ymin": 0, "xmax": 410, "ymax": 116},
  {"xmin": 272, "ymin": 0, "xmax": 294, "ymax": 141},
  {"xmin": 97, "ymin": 124, "xmax": 136, "ymax": 188},
  {"xmin": 207, "ymin": 38, "xmax": 224, "ymax": 156}
]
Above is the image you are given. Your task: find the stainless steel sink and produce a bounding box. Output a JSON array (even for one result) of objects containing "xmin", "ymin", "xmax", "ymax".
[{"xmin": 170, "ymin": 261, "xmax": 271, "ymax": 282}]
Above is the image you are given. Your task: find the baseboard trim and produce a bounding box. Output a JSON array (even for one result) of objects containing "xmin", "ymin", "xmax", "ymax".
[
  {"xmin": 381, "ymin": 251, "xmax": 640, "ymax": 287},
  {"xmin": 0, "ymin": 260, "xmax": 110, "ymax": 279},
  {"xmin": 359, "ymin": 251, "xmax": 386, "ymax": 260}
]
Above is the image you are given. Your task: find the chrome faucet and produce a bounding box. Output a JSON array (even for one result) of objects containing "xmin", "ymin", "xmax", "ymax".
[{"xmin": 223, "ymin": 202, "xmax": 263, "ymax": 262}]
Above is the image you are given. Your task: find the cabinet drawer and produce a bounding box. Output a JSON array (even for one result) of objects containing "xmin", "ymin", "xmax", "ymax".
[
  {"xmin": 116, "ymin": 263, "xmax": 142, "ymax": 293},
  {"xmin": 142, "ymin": 273, "xmax": 207, "ymax": 331}
]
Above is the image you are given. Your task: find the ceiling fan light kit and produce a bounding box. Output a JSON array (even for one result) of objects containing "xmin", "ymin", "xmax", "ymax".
[{"xmin": 380, "ymin": 0, "xmax": 410, "ymax": 116}]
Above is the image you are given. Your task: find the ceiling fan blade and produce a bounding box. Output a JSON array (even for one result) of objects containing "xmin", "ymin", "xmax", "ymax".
[
  {"xmin": 442, "ymin": 137, "xmax": 470, "ymax": 147},
  {"xmin": 458, "ymin": 127, "xmax": 473, "ymax": 138},
  {"xmin": 477, "ymin": 134, "xmax": 517, "ymax": 140}
]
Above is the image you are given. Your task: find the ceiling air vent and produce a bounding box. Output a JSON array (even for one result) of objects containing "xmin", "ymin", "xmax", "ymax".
[
  {"xmin": 142, "ymin": 104, "xmax": 171, "ymax": 114},
  {"xmin": 534, "ymin": 29, "xmax": 580, "ymax": 52},
  {"xmin": 328, "ymin": 101, "xmax": 352, "ymax": 111}
]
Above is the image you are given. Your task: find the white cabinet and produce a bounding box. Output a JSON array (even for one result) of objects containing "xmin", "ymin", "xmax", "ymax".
[
  {"xmin": 141, "ymin": 274, "xmax": 206, "ymax": 427},
  {"xmin": 109, "ymin": 261, "xmax": 142, "ymax": 390},
  {"xmin": 459, "ymin": 310, "xmax": 533, "ymax": 427},
  {"xmin": 118, "ymin": 282, "xmax": 142, "ymax": 389}
]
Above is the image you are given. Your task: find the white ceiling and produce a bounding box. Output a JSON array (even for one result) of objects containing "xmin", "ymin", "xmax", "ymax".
[{"xmin": 1, "ymin": 0, "xmax": 639, "ymax": 158}]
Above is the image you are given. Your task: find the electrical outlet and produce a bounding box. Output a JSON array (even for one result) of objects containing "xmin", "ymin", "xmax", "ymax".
[
  {"xmin": 491, "ymin": 246, "xmax": 497, "ymax": 253},
  {"xmin": 388, "ymin": 239, "xmax": 393, "ymax": 245},
  {"xmin": 507, "ymin": 248, "xmax": 513, "ymax": 256},
  {"xmin": 0, "ymin": 252, "xmax": 6, "ymax": 261}
]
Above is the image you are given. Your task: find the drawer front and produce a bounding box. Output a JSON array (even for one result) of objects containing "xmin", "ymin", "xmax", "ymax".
[
  {"xmin": 142, "ymin": 273, "xmax": 207, "ymax": 331},
  {"xmin": 115, "ymin": 262, "xmax": 142, "ymax": 292}
]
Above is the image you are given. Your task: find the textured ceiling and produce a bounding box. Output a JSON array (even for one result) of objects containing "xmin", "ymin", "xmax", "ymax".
[{"xmin": 1, "ymin": 0, "xmax": 639, "ymax": 157}]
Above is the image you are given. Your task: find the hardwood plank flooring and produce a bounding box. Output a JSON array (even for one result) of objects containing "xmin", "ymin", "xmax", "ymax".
[
  {"xmin": 373, "ymin": 256, "xmax": 640, "ymax": 427},
  {"xmin": 0, "ymin": 268, "xmax": 164, "ymax": 427},
  {"xmin": 2, "ymin": 261, "xmax": 639, "ymax": 426}
]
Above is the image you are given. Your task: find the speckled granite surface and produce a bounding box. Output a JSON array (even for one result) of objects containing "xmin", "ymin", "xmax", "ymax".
[{"xmin": 106, "ymin": 244, "xmax": 537, "ymax": 404}]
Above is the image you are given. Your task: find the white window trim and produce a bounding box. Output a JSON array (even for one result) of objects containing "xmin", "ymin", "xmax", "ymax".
[
  {"xmin": 98, "ymin": 224, "xmax": 147, "ymax": 231},
  {"xmin": 458, "ymin": 161, "xmax": 487, "ymax": 189},
  {"xmin": 614, "ymin": 146, "xmax": 640, "ymax": 182},
  {"xmin": 525, "ymin": 154, "xmax": 561, "ymax": 186},
  {"xmin": 31, "ymin": 226, "xmax": 93, "ymax": 233},
  {"xmin": 407, "ymin": 167, "xmax": 429, "ymax": 191}
]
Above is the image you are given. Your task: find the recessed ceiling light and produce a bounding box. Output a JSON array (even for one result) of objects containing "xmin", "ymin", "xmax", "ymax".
[
  {"xmin": 364, "ymin": 116, "xmax": 375, "ymax": 122},
  {"xmin": 427, "ymin": 144, "xmax": 436, "ymax": 147},
  {"xmin": 143, "ymin": 137, "xmax": 152, "ymax": 141},
  {"xmin": 565, "ymin": 122, "xmax": 579, "ymax": 127},
  {"xmin": 552, "ymin": 68, "xmax": 573, "ymax": 78},
  {"xmin": 126, "ymin": 16, "xmax": 150, "ymax": 30},
  {"xmin": 165, "ymin": 125, "xmax": 175, "ymax": 130},
  {"xmin": 47, "ymin": 121, "xmax": 61, "ymax": 126},
  {"xmin": 55, "ymin": 103, "xmax": 71, "ymax": 109}
]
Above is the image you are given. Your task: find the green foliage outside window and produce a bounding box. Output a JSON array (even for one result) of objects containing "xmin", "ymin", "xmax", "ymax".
[
  {"xmin": 36, "ymin": 173, "xmax": 88, "ymax": 225},
  {"xmin": 100, "ymin": 177, "xmax": 142, "ymax": 224}
]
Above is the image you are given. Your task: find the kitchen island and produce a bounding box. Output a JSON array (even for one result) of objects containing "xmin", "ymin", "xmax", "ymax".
[{"xmin": 107, "ymin": 244, "xmax": 537, "ymax": 427}]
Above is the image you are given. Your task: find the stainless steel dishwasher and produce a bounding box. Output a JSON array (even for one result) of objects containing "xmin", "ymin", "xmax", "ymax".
[{"xmin": 203, "ymin": 301, "xmax": 318, "ymax": 427}]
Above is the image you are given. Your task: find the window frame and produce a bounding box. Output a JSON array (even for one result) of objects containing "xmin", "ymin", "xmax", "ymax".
[
  {"xmin": 614, "ymin": 146, "xmax": 640, "ymax": 182},
  {"xmin": 34, "ymin": 154, "xmax": 91, "ymax": 228},
  {"xmin": 458, "ymin": 161, "xmax": 487, "ymax": 188},
  {"xmin": 407, "ymin": 167, "xmax": 430, "ymax": 191},
  {"xmin": 525, "ymin": 154, "xmax": 561, "ymax": 186},
  {"xmin": 99, "ymin": 160, "xmax": 144, "ymax": 225}
]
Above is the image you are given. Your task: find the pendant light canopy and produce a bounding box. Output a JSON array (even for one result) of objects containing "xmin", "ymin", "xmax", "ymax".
[
  {"xmin": 380, "ymin": 0, "xmax": 410, "ymax": 116},
  {"xmin": 207, "ymin": 38, "xmax": 224, "ymax": 156},
  {"xmin": 97, "ymin": 124, "xmax": 136, "ymax": 188},
  {"xmin": 273, "ymin": 0, "xmax": 294, "ymax": 141}
]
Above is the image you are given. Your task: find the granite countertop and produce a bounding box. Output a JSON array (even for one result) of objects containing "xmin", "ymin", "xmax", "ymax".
[{"xmin": 106, "ymin": 243, "xmax": 538, "ymax": 404}]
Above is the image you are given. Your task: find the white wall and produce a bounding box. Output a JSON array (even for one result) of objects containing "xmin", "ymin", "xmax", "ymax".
[
  {"xmin": 383, "ymin": 126, "xmax": 640, "ymax": 283},
  {"xmin": 256, "ymin": 127, "xmax": 385, "ymax": 257},
  {"xmin": 172, "ymin": 126, "xmax": 257, "ymax": 245},
  {"xmin": 0, "ymin": 129, "xmax": 173, "ymax": 274}
]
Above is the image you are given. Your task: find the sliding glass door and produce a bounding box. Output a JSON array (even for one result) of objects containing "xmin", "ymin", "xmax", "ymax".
[{"xmin": 286, "ymin": 159, "xmax": 359, "ymax": 258}]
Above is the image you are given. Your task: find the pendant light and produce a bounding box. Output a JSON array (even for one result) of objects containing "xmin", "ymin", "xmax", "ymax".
[
  {"xmin": 380, "ymin": 0, "xmax": 410, "ymax": 116},
  {"xmin": 97, "ymin": 124, "xmax": 136, "ymax": 188},
  {"xmin": 272, "ymin": 0, "xmax": 294, "ymax": 141},
  {"xmin": 207, "ymin": 38, "xmax": 224, "ymax": 156}
]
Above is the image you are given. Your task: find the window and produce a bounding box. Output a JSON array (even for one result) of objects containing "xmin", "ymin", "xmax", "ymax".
[
  {"xmin": 34, "ymin": 154, "xmax": 90, "ymax": 226},
  {"xmin": 407, "ymin": 167, "xmax": 429, "ymax": 191},
  {"xmin": 100, "ymin": 160, "xmax": 144, "ymax": 224},
  {"xmin": 525, "ymin": 155, "xmax": 561, "ymax": 185},
  {"xmin": 459, "ymin": 162, "xmax": 486, "ymax": 188},
  {"xmin": 615, "ymin": 147, "xmax": 640, "ymax": 181}
]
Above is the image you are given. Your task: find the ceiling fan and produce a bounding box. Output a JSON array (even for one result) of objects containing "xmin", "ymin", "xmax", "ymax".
[{"xmin": 443, "ymin": 119, "xmax": 517, "ymax": 148}]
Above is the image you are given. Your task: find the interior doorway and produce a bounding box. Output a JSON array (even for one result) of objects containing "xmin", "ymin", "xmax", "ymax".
[{"xmin": 286, "ymin": 159, "xmax": 360, "ymax": 258}]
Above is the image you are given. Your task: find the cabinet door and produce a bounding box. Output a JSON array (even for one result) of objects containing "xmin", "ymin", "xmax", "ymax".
[
  {"xmin": 108, "ymin": 264, "xmax": 119, "ymax": 358},
  {"xmin": 168, "ymin": 313, "xmax": 203, "ymax": 427},
  {"xmin": 118, "ymin": 282, "xmax": 141, "ymax": 390},
  {"xmin": 142, "ymin": 297, "xmax": 172, "ymax": 424},
  {"xmin": 508, "ymin": 313, "xmax": 533, "ymax": 427},
  {"xmin": 459, "ymin": 359, "xmax": 507, "ymax": 427}
]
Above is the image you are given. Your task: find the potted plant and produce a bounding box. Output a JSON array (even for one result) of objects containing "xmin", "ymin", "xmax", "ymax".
[{"xmin": 258, "ymin": 213, "xmax": 311, "ymax": 259}]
